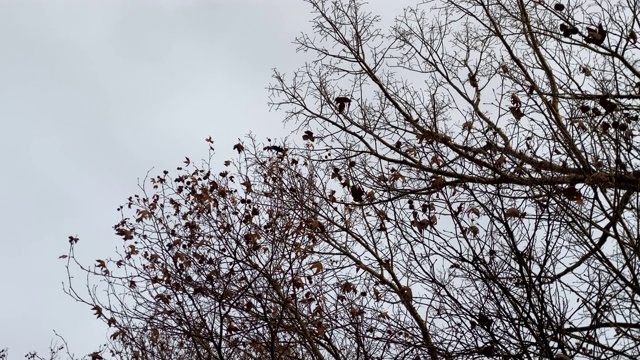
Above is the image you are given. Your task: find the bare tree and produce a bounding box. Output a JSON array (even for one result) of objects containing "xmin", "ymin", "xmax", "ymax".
[
  {"xmin": 62, "ymin": 0, "xmax": 640, "ymax": 359},
  {"xmin": 0, "ymin": 332, "xmax": 107, "ymax": 360}
]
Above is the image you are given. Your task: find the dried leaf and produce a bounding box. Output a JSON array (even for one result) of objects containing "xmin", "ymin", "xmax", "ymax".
[
  {"xmin": 241, "ymin": 179, "xmax": 253, "ymax": 193},
  {"xmin": 562, "ymin": 186, "xmax": 584, "ymax": 205},
  {"xmin": 233, "ymin": 142, "xmax": 245, "ymax": 153},
  {"xmin": 292, "ymin": 276, "xmax": 304, "ymax": 289},
  {"xmin": 92, "ymin": 305, "xmax": 103, "ymax": 318},
  {"xmin": 432, "ymin": 176, "xmax": 444, "ymax": 189},
  {"xmin": 350, "ymin": 185, "xmax": 365, "ymax": 202},
  {"xmin": 340, "ymin": 281, "xmax": 356, "ymax": 293},
  {"xmin": 391, "ymin": 172, "xmax": 406, "ymax": 183},
  {"xmin": 115, "ymin": 228, "xmax": 134, "ymax": 240},
  {"xmin": 310, "ymin": 261, "xmax": 324, "ymax": 274},
  {"xmin": 510, "ymin": 106, "xmax": 525, "ymax": 120},
  {"xmin": 505, "ymin": 208, "xmax": 520, "ymax": 218},
  {"xmin": 511, "ymin": 94, "xmax": 521, "ymax": 107}
]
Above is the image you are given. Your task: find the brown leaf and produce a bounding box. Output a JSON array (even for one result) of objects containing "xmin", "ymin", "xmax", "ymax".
[
  {"xmin": 89, "ymin": 352, "xmax": 104, "ymax": 360},
  {"xmin": 580, "ymin": 66, "xmax": 592, "ymax": 77},
  {"xmin": 115, "ymin": 228, "xmax": 134, "ymax": 241},
  {"xmin": 292, "ymin": 276, "xmax": 304, "ymax": 289},
  {"xmin": 511, "ymin": 94, "xmax": 521, "ymax": 107},
  {"xmin": 241, "ymin": 179, "xmax": 253, "ymax": 193},
  {"xmin": 110, "ymin": 330, "xmax": 123, "ymax": 341},
  {"xmin": 373, "ymin": 288, "xmax": 381, "ymax": 302},
  {"xmin": 505, "ymin": 208, "xmax": 521, "ymax": 218},
  {"xmin": 432, "ymin": 176, "xmax": 444, "ymax": 189},
  {"xmin": 340, "ymin": 281, "xmax": 356, "ymax": 293},
  {"xmin": 92, "ymin": 305, "xmax": 103, "ymax": 318},
  {"xmin": 233, "ymin": 142, "xmax": 244, "ymax": 153},
  {"xmin": 350, "ymin": 185, "xmax": 365, "ymax": 202},
  {"xmin": 390, "ymin": 172, "xmax": 406, "ymax": 183},
  {"xmin": 366, "ymin": 190, "xmax": 375, "ymax": 201},
  {"xmin": 562, "ymin": 186, "xmax": 584, "ymax": 205},
  {"xmin": 510, "ymin": 106, "xmax": 525, "ymax": 120},
  {"xmin": 310, "ymin": 261, "xmax": 324, "ymax": 274},
  {"xmin": 58, "ymin": 255, "xmax": 68, "ymax": 259}
]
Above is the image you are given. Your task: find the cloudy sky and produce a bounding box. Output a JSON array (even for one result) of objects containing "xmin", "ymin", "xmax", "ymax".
[{"xmin": 0, "ymin": 0, "xmax": 411, "ymax": 357}]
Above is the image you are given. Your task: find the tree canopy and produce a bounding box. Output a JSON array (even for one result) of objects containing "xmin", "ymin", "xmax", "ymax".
[{"xmin": 8, "ymin": 0, "xmax": 640, "ymax": 359}]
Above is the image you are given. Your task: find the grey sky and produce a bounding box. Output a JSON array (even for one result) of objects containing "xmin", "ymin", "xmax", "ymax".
[{"xmin": 0, "ymin": 0, "xmax": 412, "ymax": 357}]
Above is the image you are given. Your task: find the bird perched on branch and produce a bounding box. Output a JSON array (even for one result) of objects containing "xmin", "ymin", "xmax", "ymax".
[
  {"xmin": 263, "ymin": 145, "xmax": 286, "ymax": 153},
  {"xmin": 335, "ymin": 96, "xmax": 352, "ymax": 114},
  {"xmin": 585, "ymin": 24, "xmax": 607, "ymax": 45}
]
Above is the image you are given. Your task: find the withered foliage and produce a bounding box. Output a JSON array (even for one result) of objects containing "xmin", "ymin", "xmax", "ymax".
[{"xmin": 61, "ymin": 0, "xmax": 640, "ymax": 359}]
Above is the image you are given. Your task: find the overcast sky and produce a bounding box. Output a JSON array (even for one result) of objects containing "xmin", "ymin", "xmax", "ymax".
[{"xmin": 0, "ymin": 0, "xmax": 412, "ymax": 357}]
